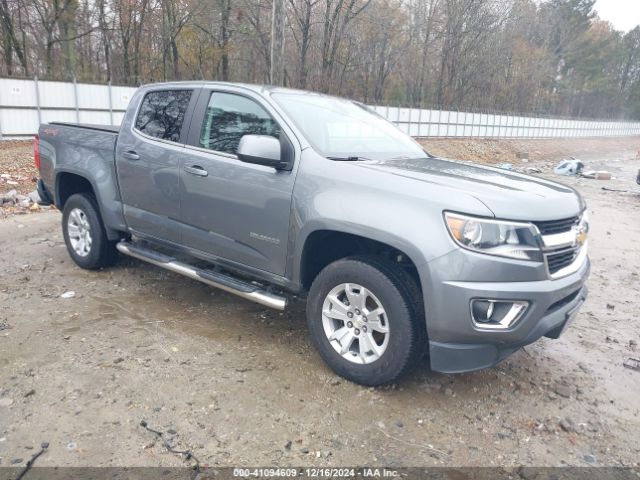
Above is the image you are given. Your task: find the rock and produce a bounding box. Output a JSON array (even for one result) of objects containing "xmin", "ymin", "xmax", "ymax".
[
  {"xmin": 60, "ymin": 291, "xmax": 76, "ymax": 299},
  {"xmin": 583, "ymin": 453, "xmax": 597, "ymax": 465},
  {"xmin": 559, "ymin": 417, "xmax": 576, "ymax": 433},
  {"xmin": 11, "ymin": 458, "xmax": 23, "ymax": 465},
  {"xmin": 395, "ymin": 420, "xmax": 404, "ymax": 428},
  {"xmin": 166, "ymin": 429, "xmax": 177, "ymax": 435},
  {"xmin": 24, "ymin": 389, "xmax": 35, "ymax": 398},
  {"xmin": 0, "ymin": 189, "xmax": 17, "ymax": 203},
  {"xmin": 554, "ymin": 383, "xmax": 572, "ymax": 398},
  {"xmin": 113, "ymin": 357, "xmax": 124, "ymax": 364},
  {"xmin": 300, "ymin": 447, "xmax": 309, "ymax": 454},
  {"xmin": 284, "ymin": 440, "xmax": 292, "ymax": 451},
  {"xmin": 606, "ymin": 303, "xmax": 615, "ymax": 310},
  {"xmin": 0, "ymin": 398, "xmax": 14, "ymax": 407},
  {"xmin": 28, "ymin": 190, "xmax": 41, "ymax": 203}
]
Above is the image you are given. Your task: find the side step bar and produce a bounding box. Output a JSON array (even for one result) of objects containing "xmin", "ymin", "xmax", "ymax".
[{"xmin": 116, "ymin": 241, "xmax": 287, "ymax": 310}]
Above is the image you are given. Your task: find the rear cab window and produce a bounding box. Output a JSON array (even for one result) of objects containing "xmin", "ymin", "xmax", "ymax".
[{"xmin": 134, "ymin": 90, "xmax": 193, "ymax": 142}]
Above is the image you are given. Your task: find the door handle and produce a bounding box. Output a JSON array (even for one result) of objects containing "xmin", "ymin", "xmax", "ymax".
[
  {"xmin": 184, "ymin": 165, "xmax": 208, "ymax": 177},
  {"xmin": 122, "ymin": 151, "xmax": 140, "ymax": 161}
]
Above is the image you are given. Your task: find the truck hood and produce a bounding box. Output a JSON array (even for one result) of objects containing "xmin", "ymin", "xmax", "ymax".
[{"xmin": 357, "ymin": 157, "xmax": 585, "ymax": 221}]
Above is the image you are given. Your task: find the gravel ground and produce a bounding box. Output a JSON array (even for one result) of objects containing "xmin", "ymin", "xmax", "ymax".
[{"xmin": 0, "ymin": 140, "xmax": 639, "ymax": 469}]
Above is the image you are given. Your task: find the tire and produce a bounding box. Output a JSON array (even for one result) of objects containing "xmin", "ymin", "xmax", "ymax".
[
  {"xmin": 61, "ymin": 193, "xmax": 118, "ymax": 270},
  {"xmin": 306, "ymin": 255, "xmax": 426, "ymax": 386}
]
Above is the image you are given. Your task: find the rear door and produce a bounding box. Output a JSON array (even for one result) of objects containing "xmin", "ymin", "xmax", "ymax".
[
  {"xmin": 179, "ymin": 87, "xmax": 298, "ymax": 276},
  {"xmin": 115, "ymin": 88, "xmax": 199, "ymax": 244}
]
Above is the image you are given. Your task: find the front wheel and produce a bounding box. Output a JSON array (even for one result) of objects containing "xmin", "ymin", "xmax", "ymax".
[
  {"xmin": 62, "ymin": 193, "xmax": 118, "ymax": 270},
  {"xmin": 306, "ymin": 256, "xmax": 425, "ymax": 386}
]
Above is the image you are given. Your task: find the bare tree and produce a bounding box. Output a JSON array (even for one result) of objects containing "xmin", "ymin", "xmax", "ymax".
[{"xmin": 0, "ymin": 0, "xmax": 28, "ymax": 74}]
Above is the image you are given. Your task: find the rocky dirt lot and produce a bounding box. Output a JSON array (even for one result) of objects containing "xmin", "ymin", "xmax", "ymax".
[
  {"xmin": 0, "ymin": 140, "xmax": 48, "ymax": 217},
  {"xmin": 0, "ymin": 139, "xmax": 639, "ymax": 470}
]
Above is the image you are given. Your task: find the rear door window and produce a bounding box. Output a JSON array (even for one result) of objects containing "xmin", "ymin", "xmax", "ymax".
[
  {"xmin": 135, "ymin": 90, "xmax": 192, "ymax": 142},
  {"xmin": 199, "ymin": 92, "xmax": 280, "ymax": 155}
]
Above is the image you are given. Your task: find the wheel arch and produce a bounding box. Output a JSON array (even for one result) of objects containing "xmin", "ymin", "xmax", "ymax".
[
  {"xmin": 294, "ymin": 225, "xmax": 428, "ymax": 297},
  {"xmin": 55, "ymin": 171, "xmax": 121, "ymax": 241}
]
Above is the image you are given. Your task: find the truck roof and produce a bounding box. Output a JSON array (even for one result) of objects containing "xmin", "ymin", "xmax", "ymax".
[{"xmin": 138, "ymin": 80, "xmax": 317, "ymax": 98}]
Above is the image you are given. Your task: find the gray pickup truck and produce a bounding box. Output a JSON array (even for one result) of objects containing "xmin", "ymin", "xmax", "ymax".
[{"xmin": 36, "ymin": 81, "xmax": 590, "ymax": 385}]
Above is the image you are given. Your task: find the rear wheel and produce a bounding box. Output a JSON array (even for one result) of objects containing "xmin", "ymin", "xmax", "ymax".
[
  {"xmin": 62, "ymin": 193, "xmax": 118, "ymax": 270},
  {"xmin": 306, "ymin": 256, "xmax": 425, "ymax": 385}
]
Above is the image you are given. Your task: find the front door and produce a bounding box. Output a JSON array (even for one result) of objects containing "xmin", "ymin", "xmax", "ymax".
[
  {"xmin": 116, "ymin": 88, "xmax": 198, "ymax": 244},
  {"xmin": 179, "ymin": 89, "xmax": 297, "ymax": 276}
]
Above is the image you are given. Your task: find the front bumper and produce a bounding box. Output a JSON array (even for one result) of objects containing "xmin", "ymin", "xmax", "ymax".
[{"xmin": 422, "ymin": 254, "xmax": 590, "ymax": 374}]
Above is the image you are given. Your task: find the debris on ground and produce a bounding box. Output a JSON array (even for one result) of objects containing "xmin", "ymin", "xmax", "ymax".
[
  {"xmin": 581, "ymin": 170, "xmax": 612, "ymax": 180},
  {"xmin": 60, "ymin": 291, "xmax": 76, "ymax": 299},
  {"xmin": 0, "ymin": 140, "xmax": 46, "ymax": 217},
  {"xmin": 553, "ymin": 382, "xmax": 573, "ymax": 398},
  {"xmin": 139, "ymin": 420, "xmax": 200, "ymax": 473},
  {"xmin": 0, "ymin": 186, "xmax": 48, "ymax": 216},
  {"xmin": 497, "ymin": 163, "xmax": 513, "ymax": 170},
  {"xmin": 15, "ymin": 442, "xmax": 48, "ymax": 480},
  {"xmin": 559, "ymin": 417, "xmax": 577, "ymax": 433},
  {"xmin": 554, "ymin": 158, "xmax": 584, "ymax": 176},
  {"xmin": 623, "ymin": 358, "xmax": 640, "ymax": 372}
]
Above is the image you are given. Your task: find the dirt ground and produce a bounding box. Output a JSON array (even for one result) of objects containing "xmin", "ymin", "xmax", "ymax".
[{"xmin": 0, "ymin": 138, "xmax": 639, "ymax": 469}]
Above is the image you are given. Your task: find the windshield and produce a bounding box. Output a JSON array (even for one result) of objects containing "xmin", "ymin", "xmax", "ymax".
[{"xmin": 272, "ymin": 92, "xmax": 428, "ymax": 161}]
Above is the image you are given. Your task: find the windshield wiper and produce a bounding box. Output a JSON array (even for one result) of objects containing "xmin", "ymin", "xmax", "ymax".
[{"xmin": 326, "ymin": 156, "xmax": 371, "ymax": 162}]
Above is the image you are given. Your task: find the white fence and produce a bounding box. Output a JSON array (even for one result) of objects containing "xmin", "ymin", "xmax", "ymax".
[
  {"xmin": 1, "ymin": 77, "xmax": 640, "ymax": 139},
  {"xmin": 373, "ymin": 106, "xmax": 640, "ymax": 138},
  {"xmin": 0, "ymin": 77, "xmax": 136, "ymax": 138}
]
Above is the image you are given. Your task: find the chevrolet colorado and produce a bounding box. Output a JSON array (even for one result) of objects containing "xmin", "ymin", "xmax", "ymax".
[{"xmin": 35, "ymin": 82, "xmax": 590, "ymax": 385}]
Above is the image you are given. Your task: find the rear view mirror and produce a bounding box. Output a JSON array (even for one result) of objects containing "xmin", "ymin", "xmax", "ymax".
[{"xmin": 237, "ymin": 135, "xmax": 290, "ymax": 170}]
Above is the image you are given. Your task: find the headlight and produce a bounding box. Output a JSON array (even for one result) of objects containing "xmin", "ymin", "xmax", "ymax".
[{"xmin": 444, "ymin": 212, "xmax": 542, "ymax": 261}]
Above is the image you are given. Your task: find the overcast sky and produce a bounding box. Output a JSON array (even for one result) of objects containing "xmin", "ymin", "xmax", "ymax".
[{"xmin": 594, "ymin": 0, "xmax": 640, "ymax": 32}]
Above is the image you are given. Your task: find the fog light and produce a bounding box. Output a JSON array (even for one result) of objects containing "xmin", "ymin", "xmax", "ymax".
[
  {"xmin": 470, "ymin": 299, "xmax": 528, "ymax": 330},
  {"xmin": 471, "ymin": 300, "xmax": 495, "ymax": 322}
]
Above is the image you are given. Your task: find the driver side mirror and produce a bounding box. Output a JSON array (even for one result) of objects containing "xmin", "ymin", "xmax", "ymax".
[{"xmin": 237, "ymin": 135, "xmax": 291, "ymax": 170}]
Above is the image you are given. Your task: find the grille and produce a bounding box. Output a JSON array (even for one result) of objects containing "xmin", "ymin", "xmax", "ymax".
[
  {"xmin": 534, "ymin": 216, "xmax": 579, "ymax": 235},
  {"xmin": 545, "ymin": 247, "xmax": 579, "ymax": 274}
]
